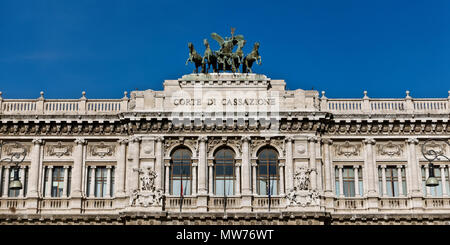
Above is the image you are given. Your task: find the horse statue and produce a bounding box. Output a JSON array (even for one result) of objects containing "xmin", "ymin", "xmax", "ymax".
[
  {"xmin": 231, "ymin": 39, "xmax": 246, "ymax": 73},
  {"xmin": 242, "ymin": 42, "xmax": 262, "ymax": 73},
  {"xmin": 201, "ymin": 39, "xmax": 217, "ymax": 73},
  {"xmin": 185, "ymin": 42, "xmax": 203, "ymax": 73}
]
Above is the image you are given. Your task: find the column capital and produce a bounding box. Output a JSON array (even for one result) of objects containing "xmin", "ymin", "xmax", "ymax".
[
  {"xmin": 32, "ymin": 138, "xmax": 44, "ymax": 145},
  {"xmin": 47, "ymin": 165, "xmax": 53, "ymax": 169},
  {"xmin": 129, "ymin": 136, "xmax": 141, "ymax": 143},
  {"xmin": 406, "ymin": 138, "xmax": 419, "ymax": 145},
  {"xmin": 363, "ymin": 138, "xmax": 376, "ymax": 145},
  {"xmin": 440, "ymin": 165, "xmax": 446, "ymax": 169},
  {"xmin": 74, "ymin": 138, "xmax": 86, "ymax": 145},
  {"xmin": 397, "ymin": 165, "xmax": 404, "ymax": 169},
  {"xmin": 321, "ymin": 138, "xmax": 333, "ymax": 145},
  {"xmin": 353, "ymin": 165, "xmax": 360, "ymax": 169},
  {"xmin": 380, "ymin": 165, "xmax": 386, "ymax": 169},
  {"xmin": 118, "ymin": 138, "xmax": 129, "ymax": 145},
  {"xmin": 337, "ymin": 165, "xmax": 344, "ymax": 169},
  {"xmin": 307, "ymin": 136, "xmax": 319, "ymax": 143},
  {"xmin": 106, "ymin": 165, "xmax": 113, "ymax": 169},
  {"xmin": 241, "ymin": 136, "xmax": 251, "ymax": 142},
  {"xmin": 156, "ymin": 136, "xmax": 164, "ymax": 142},
  {"xmin": 285, "ymin": 136, "xmax": 293, "ymax": 142},
  {"xmin": 63, "ymin": 165, "xmax": 70, "ymax": 169},
  {"xmin": 199, "ymin": 136, "xmax": 208, "ymax": 142},
  {"xmin": 90, "ymin": 165, "xmax": 96, "ymax": 169}
]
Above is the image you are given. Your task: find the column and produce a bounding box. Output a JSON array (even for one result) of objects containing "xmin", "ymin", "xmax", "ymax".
[
  {"xmin": 235, "ymin": 164, "xmax": 241, "ymax": 195},
  {"xmin": 440, "ymin": 165, "xmax": 447, "ymax": 196},
  {"xmin": 322, "ymin": 139, "xmax": 333, "ymax": 195},
  {"xmin": 252, "ymin": 162, "xmax": 257, "ymax": 194},
  {"xmin": 354, "ymin": 166, "xmax": 360, "ymax": 197},
  {"xmin": 62, "ymin": 166, "xmax": 69, "ymax": 197},
  {"xmin": 285, "ymin": 137, "xmax": 293, "ymax": 192},
  {"xmin": 208, "ymin": 162, "xmax": 213, "ymax": 195},
  {"xmin": 89, "ymin": 166, "xmax": 96, "ymax": 197},
  {"xmin": 192, "ymin": 163, "xmax": 197, "ymax": 195},
  {"xmin": 105, "ymin": 166, "xmax": 112, "ymax": 198},
  {"xmin": 0, "ymin": 167, "xmax": 3, "ymax": 197},
  {"xmin": 72, "ymin": 138, "xmax": 85, "ymax": 197},
  {"xmin": 241, "ymin": 136, "xmax": 251, "ymax": 195},
  {"xmin": 397, "ymin": 165, "xmax": 404, "ymax": 197},
  {"xmin": 155, "ymin": 137, "xmax": 163, "ymax": 190},
  {"xmin": 2, "ymin": 167, "xmax": 10, "ymax": 197},
  {"xmin": 18, "ymin": 166, "xmax": 25, "ymax": 197},
  {"xmin": 115, "ymin": 139, "xmax": 127, "ymax": 197},
  {"xmin": 127, "ymin": 136, "xmax": 141, "ymax": 193},
  {"xmin": 198, "ymin": 136, "xmax": 207, "ymax": 195},
  {"xmin": 338, "ymin": 166, "xmax": 344, "ymax": 197},
  {"xmin": 28, "ymin": 138, "xmax": 43, "ymax": 197},
  {"xmin": 424, "ymin": 165, "xmax": 430, "ymax": 197},
  {"xmin": 381, "ymin": 165, "xmax": 387, "ymax": 197},
  {"xmin": 363, "ymin": 138, "xmax": 377, "ymax": 196},
  {"xmin": 46, "ymin": 166, "xmax": 53, "ymax": 197},
  {"xmin": 308, "ymin": 136, "xmax": 317, "ymax": 190},
  {"xmin": 279, "ymin": 164, "xmax": 285, "ymax": 195},
  {"xmin": 164, "ymin": 163, "xmax": 170, "ymax": 195},
  {"xmin": 407, "ymin": 138, "xmax": 421, "ymax": 196}
]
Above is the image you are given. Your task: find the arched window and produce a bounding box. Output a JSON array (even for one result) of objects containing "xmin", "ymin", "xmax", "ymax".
[
  {"xmin": 170, "ymin": 147, "xmax": 192, "ymax": 196},
  {"xmin": 214, "ymin": 148, "xmax": 235, "ymax": 196},
  {"xmin": 257, "ymin": 147, "xmax": 279, "ymax": 196}
]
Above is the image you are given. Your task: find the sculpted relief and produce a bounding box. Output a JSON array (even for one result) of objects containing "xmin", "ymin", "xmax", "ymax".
[
  {"xmin": 88, "ymin": 142, "xmax": 116, "ymax": 158},
  {"xmin": 286, "ymin": 167, "xmax": 320, "ymax": 207},
  {"xmin": 334, "ymin": 141, "xmax": 361, "ymax": 158},
  {"xmin": 46, "ymin": 141, "xmax": 73, "ymax": 158},
  {"xmin": 129, "ymin": 167, "xmax": 163, "ymax": 207},
  {"xmin": 377, "ymin": 141, "xmax": 404, "ymax": 157}
]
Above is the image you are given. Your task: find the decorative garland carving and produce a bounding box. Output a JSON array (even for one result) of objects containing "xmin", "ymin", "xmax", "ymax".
[
  {"xmin": 335, "ymin": 141, "xmax": 361, "ymax": 157},
  {"xmin": 88, "ymin": 142, "xmax": 115, "ymax": 158},
  {"xmin": 2, "ymin": 143, "xmax": 31, "ymax": 157},
  {"xmin": 46, "ymin": 141, "xmax": 73, "ymax": 157},
  {"xmin": 377, "ymin": 141, "xmax": 404, "ymax": 157}
]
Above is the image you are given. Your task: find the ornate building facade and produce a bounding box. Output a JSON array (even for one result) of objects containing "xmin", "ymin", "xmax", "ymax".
[{"xmin": 0, "ymin": 73, "xmax": 449, "ymax": 225}]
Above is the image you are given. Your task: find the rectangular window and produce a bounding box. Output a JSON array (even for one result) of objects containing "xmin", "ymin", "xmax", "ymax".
[
  {"xmin": 51, "ymin": 167, "xmax": 64, "ymax": 197},
  {"xmin": 95, "ymin": 167, "xmax": 108, "ymax": 197},
  {"xmin": 335, "ymin": 166, "xmax": 361, "ymax": 197},
  {"xmin": 8, "ymin": 168, "xmax": 20, "ymax": 197},
  {"xmin": 111, "ymin": 167, "xmax": 115, "ymax": 197},
  {"xmin": 379, "ymin": 166, "xmax": 407, "ymax": 197}
]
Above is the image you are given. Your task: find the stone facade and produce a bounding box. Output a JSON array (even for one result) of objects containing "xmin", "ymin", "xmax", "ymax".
[{"xmin": 0, "ymin": 73, "xmax": 449, "ymax": 225}]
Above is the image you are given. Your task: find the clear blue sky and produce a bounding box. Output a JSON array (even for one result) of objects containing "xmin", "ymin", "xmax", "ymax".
[{"xmin": 0, "ymin": 0, "xmax": 448, "ymax": 99}]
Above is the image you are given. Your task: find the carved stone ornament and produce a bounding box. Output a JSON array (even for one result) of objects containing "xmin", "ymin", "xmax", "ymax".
[
  {"xmin": 89, "ymin": 142, "xmax": 115, "ymax": 158},
  {"xmin": 164, "ymin": 137, "xmax": 198, "ymax": 157},
  {"xmin": 46, "ymin": 142, "xmax": 73, "ymax": 158},
  {"xmin": 207, "ymin": 137, "xmax": 242, "ymax": 157},
  {"xmin": 286, "ymin": 167, "xmax": 320, "ymax": 207},
  {"xmin": 422, "ymin": 141, "xmax": 446, "ymax": 157},
  {"xmin": 3, "ymin": 143, "xmax": 31, "ymax": 157},
  {"xmin": 335, "ymin": 141, "xmax": 361, "ymax": 157},
  {"xmin": 377, "ymin": 141, "xmax": 404, "ymax": 157},
  {"xmin": 129, "ymin": 168, "xmax": 163, "ymax": 207}
]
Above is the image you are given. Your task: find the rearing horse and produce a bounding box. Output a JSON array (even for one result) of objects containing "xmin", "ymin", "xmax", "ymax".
[
  {"xmin": 242, "ymin": 42, "xmax": 262, "ymax": 73},
  {"xmin": 185, "ymin": 42, "xmax": 203, "ymax": 73}
]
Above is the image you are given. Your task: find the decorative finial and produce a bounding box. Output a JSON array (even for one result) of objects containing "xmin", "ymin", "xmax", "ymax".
[
  {"xmin": 81, "ymin": 91, "xmax": 86, "ymax": 99},
  {"xmin": 39, "ymin": 91, "xmax": 44, "ymax": 99},
  {"xmin": 405, "ymin": 90, "xmax": 411, "ymax": 99},
  {"xmin": 231, "ymin": 27, "xmax": 235, "ymax": 37},
  {"xmin": 448, "ymin": 91, "xmax": 450, "ymax": 99},
  {"xmin": 123, "ymin": 91, "xmax": 128, "ymax": 99},
  {"xmin": 0, "ymin": 91, "xmax": 2, "ymax": 99},
  {"xmin": 321, "ymin": 91, "xmax": 327, "ymax": 99},
  {"xmin": 363, "ymin": 91, "xmax": 369, "ymax": 99}
]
